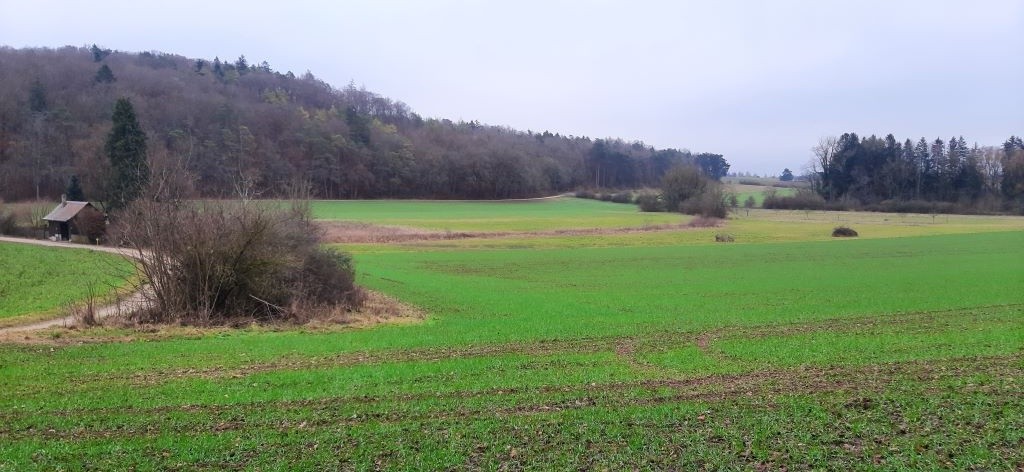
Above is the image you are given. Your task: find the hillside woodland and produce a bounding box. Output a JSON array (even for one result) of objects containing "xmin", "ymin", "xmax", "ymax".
[{"xmin": 0, "ymin": 46, "xmax": 728, "ymax": 202}]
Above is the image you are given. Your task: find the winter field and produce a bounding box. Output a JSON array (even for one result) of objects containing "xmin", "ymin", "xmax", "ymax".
[{"xmin": 1, "ymin": 198, "xmax": 1022, "ymax": 469}]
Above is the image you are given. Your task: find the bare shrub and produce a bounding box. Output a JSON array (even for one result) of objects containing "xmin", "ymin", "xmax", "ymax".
[
  {"xmin": 635, "ymin": 192, "xmax": 663, "ymax": 212},
  {"xmin": 832, "ymin": 226, "xmax": 859, "ymax": 237},
  {"xmin": 0, "ymin": 204, "xmax": 16, "ymax": 235},
  {"xmin": 114, "ymin": 199, "xmax": 360, "ymax": 324},
  {"xmin": 678, "ymin": 185, "xmax": 728, "ymax": 218},
  {"xmin": 663, "ymin": 165, "xmax": 728, "ymax": 218},
  {"xmin": 62, "ymin": 284, "xmax": 101, "ymax": 328},
  {"xmin": 763, "ymin": 188, "xmax": 827, "ymax": 210},
  {"xmin": 610, "ymin": 192, "xmax": 633, "ymax": 204}
]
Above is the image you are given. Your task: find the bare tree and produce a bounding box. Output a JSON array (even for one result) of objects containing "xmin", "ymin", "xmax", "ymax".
[{"xmin": 812, "ymin": 136, "xmax": 839, "ymax": 200}]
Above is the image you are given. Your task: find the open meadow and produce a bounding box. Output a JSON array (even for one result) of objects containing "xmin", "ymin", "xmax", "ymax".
[
  {"xmin": 0, "ymin": 242, "xmax": 135, "ymax": 328},
  {"xmin": 1, "ymin": 198, "xmax": 1022, "ymax": 469},
  {"xmin": 310, "ymin": 197, "xmax": 684, "ymax": 232}
]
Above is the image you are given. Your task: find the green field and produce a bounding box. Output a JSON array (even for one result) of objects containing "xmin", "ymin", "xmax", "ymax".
[
  {"xmin": 310, "ymin": 197, "xmax": 683, "ymax": 231},
  {"xmin": 1, "ymin": 201, "xmax": 1023, "ymax": 469},
  {"xmin": 725, "ymin": 183, "xmax": 797, "ymax": 206},
  {"xmin": 0, "ymin": 242, "xmax": 134, "ymax": 326}
]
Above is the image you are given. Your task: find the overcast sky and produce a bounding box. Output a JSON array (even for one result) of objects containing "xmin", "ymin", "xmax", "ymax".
[{"xmin": 2, "ymin": 0, "xmax": 1022, "ymax": 174}]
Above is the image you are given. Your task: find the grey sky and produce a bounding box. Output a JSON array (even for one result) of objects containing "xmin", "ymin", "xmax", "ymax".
[{"xmin": 2, "ymin": 0, "xmax": 1021, "ymax": 174}]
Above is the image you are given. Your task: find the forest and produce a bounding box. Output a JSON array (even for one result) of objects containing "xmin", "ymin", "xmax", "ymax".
[
  {"xmin": 0, "ymin": 46, "xmax": 727, "ymax": 201},
  {"xmin": 809, "ymin": 132, "xmax": 1024, "ymax": 212}
]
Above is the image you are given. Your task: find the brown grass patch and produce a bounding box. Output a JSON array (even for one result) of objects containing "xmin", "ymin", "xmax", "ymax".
[
  {"xmin": 318, "ymin": 218, "xmax": 727, "ymax": 244},
  {"xmin": 0, "ymin": 289, "xmax": 425, "ymax": 346},
  {"xmin": 318, "ymin": 221, "xmax": 475, "ymax": 244}
]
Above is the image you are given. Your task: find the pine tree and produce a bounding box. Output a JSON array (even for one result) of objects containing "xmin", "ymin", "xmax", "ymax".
[
  {"xmin": 90, "ymin": 44, "xmax": 111, "ymax": 62},
  {"xmin": 28, "ymin": 79, "xmax": 47, "ymax": 113},
  {"xmin": 66, "ymin": 175, "xmax": 85, "ymax": 201},
  {"xmin": 95, "ymin": 64, "xmax": 116, "ymax": 84},
  {"xmin": 902, "ymin": 139, "xmax": 916, "ymax": 199},
  {"xmin": 105, "ymin": 98, "xmax": 149, "ymax": 211},
  {"xmin": 780, "ymin": 168, "xmax": 794, "ymax": 181},
  {"xmin": 212, "ymin": 57, "xmax": 224, "ymax": 80},
  {"xmin": 235, "ymin": 55, "xmax": 249, "ymax": 74},
  {"xmin": 914, "ymin": 138, "xmax": 931, "ymax": 199}
]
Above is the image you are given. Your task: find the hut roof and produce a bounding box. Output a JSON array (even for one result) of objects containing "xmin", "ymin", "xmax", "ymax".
[{"xmin": 42, "ymin": 201, "xmax": 94, "ymax": 222}]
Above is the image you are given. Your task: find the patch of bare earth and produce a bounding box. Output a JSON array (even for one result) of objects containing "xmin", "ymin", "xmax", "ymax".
[
  {"xmin": 317, "ymin": 218, "xmax": 723, "ymax": 244},
  {"xmin": 0, "ymin": 289, "xmax": 424, "ymax": 346}
]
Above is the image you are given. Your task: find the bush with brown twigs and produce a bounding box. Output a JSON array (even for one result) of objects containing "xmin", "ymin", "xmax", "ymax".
[
  {"xmin": 114, "ymin": 199, "xmax": 360, "ymax": 324},
  {"xmin": 832, "ymin": 226, "xmax": 859, "ymax": 237}
]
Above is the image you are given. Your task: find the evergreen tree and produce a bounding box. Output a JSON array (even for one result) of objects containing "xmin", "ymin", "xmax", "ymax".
[
  {"xmin": 235, "ymin": 55, "xmax": 249, "ymax": 74},
  {"xmin": 914, "ymin": 138, "xmax": 931, "ymax": 199},
  {"xmin": 28, "ymin": 79, "xmax": 47, "ymax": 113},
  {"xmin": 105, "ymin": 98, "xmax": 149, "ymax": 211},
  {"xmin": 95, "ymin": 64, "xmax": 116, "ymax": 84},
  {"xmin": 90, "ymin": 44, "xmax": 111, "ymax": 62},
  {"xmin": 212, "ymin": 57, "xmax": 225, "ymax": 80},
  {"xmin": 902, "ymin": 139, "xmax": 917, "ymax": 199},
  {"xmin": 66, "ymin": 175, "xmax": 85, "ymax": 201},
  {"xmin": 780, "ymin": 168, "xmax": 794, "ymax": 181}
]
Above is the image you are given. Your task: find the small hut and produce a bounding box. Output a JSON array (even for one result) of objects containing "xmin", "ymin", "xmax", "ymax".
[{"xmin": 42, "ymin": 196, "xmax": 104, "ymax": 242}]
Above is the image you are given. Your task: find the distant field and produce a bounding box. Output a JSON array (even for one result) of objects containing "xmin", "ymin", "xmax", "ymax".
[
  {"xmin": 310, "ymin": 197, "xmax": 684, "ymax": 231},
  {"xmin": 722, "ymin": 176, "xmax": 807, "ymax": 187},
  {"xmin": 725, "ymin": 183, "xmax": 796, "ymax": 206},
  {"xmin": 345, "ymin": 207, "xmax": 1024, "ymax": 252},
  {"xmin": 2, "ymin": 202, "xmax": 1023, "ymax": 469},
  {"xmin": 0, "ymin": 242, "xmax": 134, "ymax": 326}
]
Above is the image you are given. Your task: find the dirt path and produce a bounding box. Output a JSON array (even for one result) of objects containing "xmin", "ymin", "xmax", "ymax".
[
  {"xmin": 0, "ymin": 236, "xmax": 146, "ymax": 334},
  {"xmin": 0, "ymin": 235, "xmax": 136, "ymax": 257}
]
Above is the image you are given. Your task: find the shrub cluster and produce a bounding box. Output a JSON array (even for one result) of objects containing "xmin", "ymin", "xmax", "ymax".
[
  {"xmin": 0, "ymin": 204, "xmax": 16, "ymax": 235},
  {"xmin": 832, "ymin": 226, "xmax": 858, "ymax": 237},
  {"xmin": 115, "ymin": 200, "xmax": 360, "ymax": 324},
  {"xmin": 762, "ymin": 189, "xmax": 827, "ymax": 210},
  {"xmin": 575, "ymin": 190, "xmax": 634, "ymax": 204},
  {"xmin": 634, "ymin": 192, "xmax": 663, "ymax": 212},
  {"xmin": 661, "ymin": 166, "xmax": 728, "ymax": 218}
]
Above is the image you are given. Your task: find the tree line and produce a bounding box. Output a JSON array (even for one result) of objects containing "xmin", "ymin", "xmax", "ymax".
[
  {"xmin": 0, "ymin": 46, "xmax": 726, "ymax": 201},
  {"xmin": 810, "ymin": 132, "xmax": 1024, "ymax": 212}
]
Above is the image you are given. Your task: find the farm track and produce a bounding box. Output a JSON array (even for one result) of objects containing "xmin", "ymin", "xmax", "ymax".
[{"xmin": 2, "ymin": 354, "xmax": 1019, "ymax": 441}]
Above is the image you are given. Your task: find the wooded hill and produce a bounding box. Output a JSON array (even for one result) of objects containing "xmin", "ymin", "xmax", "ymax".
[{"xmin": 0, "ymin": 45, "xmax": 727, "ymax": 201}]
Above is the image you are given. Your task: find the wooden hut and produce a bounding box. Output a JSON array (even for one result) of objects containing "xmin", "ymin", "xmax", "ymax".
[{"xmin": 42, "ymin": 197, "xmax": 104, "ymax": 242}]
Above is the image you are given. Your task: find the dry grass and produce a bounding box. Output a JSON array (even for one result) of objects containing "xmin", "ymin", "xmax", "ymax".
[
  {"xmin": 317, "ymin": 218, "xmax": 718, "ymax": 244},
  {"xmin": 0, "ymin": 289, "xmax": 424, "ymax": 346}
]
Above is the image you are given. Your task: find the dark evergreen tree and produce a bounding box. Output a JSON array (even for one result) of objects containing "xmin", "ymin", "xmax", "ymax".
[
  {"xmin": 212, "ymin": 57, "xmax": 224, "ymax": 79},
  {"xmin": 90, "ymin": 44, "xmax": 111, "ymax": 62},
  {"xmin": 95, "ymin": 64, "xmax": 116, "ymax": 84},
  {"xmin": 780, "ymin": 168, "xmax": 794, "ymax": 181},
  {"xmin": 28, "ymin": 79, "xmax": 47, "ymax": 113},
  {"xmin": 66, "ymin": 174, "xmax": 85, "ymax": 201},
  {"xmin": 235, "ymin": 55, "xmax": 249, "ymax": 74},
  {"xmin": 105, "ymin": 98, "xmax": 149, "ymax": 211}
]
